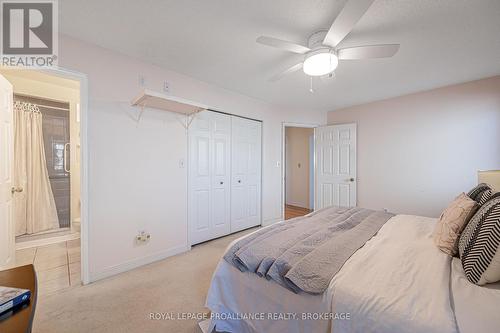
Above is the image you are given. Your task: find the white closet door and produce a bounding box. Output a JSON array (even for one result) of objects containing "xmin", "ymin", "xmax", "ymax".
[
  {"xmin": 231, "ymin": 116, "xmax": 262, "ymax": 233},
  {"xmin": 189, "ymin": 111, "xmax": 231, "ymax": 245},
  {"xmin": 315, "ymin": 123, "xmax": 357, "ymax": 209},
  {"xmin": 210, "ymin": 113, "xmax": 231, "ymax": 239}
]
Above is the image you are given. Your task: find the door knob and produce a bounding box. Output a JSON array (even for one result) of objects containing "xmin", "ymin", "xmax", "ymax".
[
  {"xmin": 237, "ymin": 180, "xmax": 241, "ymax": 183},
  {"xmin": 220, "ymin": 181, "xmax": 224, "ymax": 185},
  {"xmin": 347, "ymin": 178, "xmax": 355, "ymax": 182}
]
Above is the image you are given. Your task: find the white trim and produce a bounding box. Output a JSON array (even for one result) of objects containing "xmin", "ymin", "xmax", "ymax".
[
  {"xmin": 89, "ymin": 245, "xmax": 189, "ymax": 282},
  {"xmin": 281, "ymin": 122, "xmax": 319, "ymax": 220},
  {"xmin": 39, "ymin": 67, "xmax": 90, "ymax": 285},
  {"xmin": 262, "ymin": 217, "xmax": 281, "ymax": 227},
  {"xmin": 186, "ymin": 120, "xmax": 191, "ymax": 247},
  {"xmin": 260, "ymin": 119, "xmax": 264, "ymax": 228}
]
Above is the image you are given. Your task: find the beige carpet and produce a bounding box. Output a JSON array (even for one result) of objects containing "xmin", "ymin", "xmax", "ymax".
[{"xmin": 33, "ymin": 228, "xmax": 257, "ymax": 333}]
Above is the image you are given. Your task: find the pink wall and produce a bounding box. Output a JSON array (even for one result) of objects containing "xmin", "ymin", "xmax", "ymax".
[
  {"xmin": 57, "ymin": 35, "xmax": 326, "ymax": 281},
  {"xmin": 328, "ymin": 76, "xmax": 500, "ymax": 217}
]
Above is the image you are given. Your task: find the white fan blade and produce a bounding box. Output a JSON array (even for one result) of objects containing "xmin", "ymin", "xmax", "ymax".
[
  {"xmin": 323, "ymin": 0, "xmax": 375, "ymax": 47},
  {"xmin": 338, "ymin": 44, "xmax": 400, "ymax": 59},
  {"xmin": 257, "ymin": 36, "xmax": 310, "ymax": 54},
  {"xmin": 270, "ymin": 63, "xmax": 303, "ymax": 81}
]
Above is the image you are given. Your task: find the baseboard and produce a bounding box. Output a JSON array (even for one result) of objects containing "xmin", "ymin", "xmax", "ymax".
[
  {"xmin": 262, "ymin": 217, "xmax": 282, "ymax": 227},
  {"xmin": 89, "ymin": 244, "xmax": 190, "ymax": 283},
  {"xmin": 285, "ymin": 202, "xmax": 311, "ymax": 210}
]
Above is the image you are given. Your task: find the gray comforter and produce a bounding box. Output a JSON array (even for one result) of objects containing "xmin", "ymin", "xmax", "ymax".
[{"xmin": 223, "ymin": 206, "xmax": 394, "ymax": 294}]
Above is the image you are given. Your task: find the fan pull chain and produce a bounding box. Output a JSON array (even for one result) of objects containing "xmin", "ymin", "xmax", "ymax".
[{"xmin": 309, "ymin": 76, "xmax": 314, "ymax": 93}]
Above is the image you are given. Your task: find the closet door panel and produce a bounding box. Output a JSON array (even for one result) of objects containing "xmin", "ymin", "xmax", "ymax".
[
  {"xmin": 231, "ymin": 185, "xmax": 248, "ymax": 232},
  {"xmin": 212, "ymin": 188, "xmax": 226, "ymax": 227},
  {"xmin": 196, "ymin": 137, "xmax": 210, "ymax": 177},
  {"xmin": 248, "ymin": 185, "xmax": 258, "ymax": 217},
  {"xmin": 230, "ymin": 117, "xmax": 247, "ymax": 232},
  {"xmin": 213, "ymin": 140, "xmax": 226, "ymax": 176},
  {"xmin": 245, "ymin": 120, "xmax": 262, "ymax": 227},
  {"xmin": 210, "ymin": 112, "xmax": 231, "ymax": 238},
  {"xmin": 232, "ymin": 141, "xmax": 248, "ymax": 182},
  {"xmin": 230, "ymin": 116, "xmax": 261, "ymax": 233},
  {"xmin": 194, "ymin": 190, "xmax": 210, "ymax": 231},
  {"xmin": 213, "ymin": 112, "xmax": 231, "ymax": 134},
  {"xmin": 189, "ymin": 112, "xmax": 213, "ymax": 244},
  {"xmin": 189, "ymin": 111, "xmax": 232, "ymax": 244}
]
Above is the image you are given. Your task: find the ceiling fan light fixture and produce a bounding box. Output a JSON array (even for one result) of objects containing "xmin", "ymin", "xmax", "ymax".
[{"xmin": 303, "ymin": 49, "xmax": 338, "ymax": 76}]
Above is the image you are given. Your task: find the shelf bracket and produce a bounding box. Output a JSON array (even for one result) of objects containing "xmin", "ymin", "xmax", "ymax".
[
  {"xmin": 181, "ymin": 108, "xmax": 203, "ymax": 130},
  {"xmin": 137, "ymin": 104, "xmax": 146, "ymax": 123}
]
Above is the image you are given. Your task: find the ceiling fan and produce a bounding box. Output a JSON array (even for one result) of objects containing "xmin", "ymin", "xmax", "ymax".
[{"xmin": 257, "ymin": 0, "xmax": 400, "ymax": 81}]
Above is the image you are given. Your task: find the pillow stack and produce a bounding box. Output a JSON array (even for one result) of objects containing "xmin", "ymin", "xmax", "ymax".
[
  {"xmin": 434, "ymin": 183, "xmax": 500, "ymax": 285},
  {"xmin": 458, "ymin": 193, "xmax": 500, "ymax": 285}
]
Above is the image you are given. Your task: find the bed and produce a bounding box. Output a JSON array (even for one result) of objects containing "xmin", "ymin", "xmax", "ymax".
[{"xmin": 204, "ymin": 211, "xmax": 500, "ymax": 333}]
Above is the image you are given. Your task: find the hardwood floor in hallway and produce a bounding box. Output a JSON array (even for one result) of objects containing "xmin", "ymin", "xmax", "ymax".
[{"xmin": 284, "ymin": 204, "xmax": 312, "ymax": 220}]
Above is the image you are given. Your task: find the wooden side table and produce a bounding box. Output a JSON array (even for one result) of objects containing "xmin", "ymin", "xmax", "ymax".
[{"xmin": 0, "ymin": 264, "xmax": 37, "ymax": 333}]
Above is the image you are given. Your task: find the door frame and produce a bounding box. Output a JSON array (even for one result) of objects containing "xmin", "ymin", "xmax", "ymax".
[
  {"xmin": 38, "ymin": 67, "xmax": 90, "ymax": 285},
  {"xmin": 281, "ymin": 122, "xmax": 319, "ymax": 220}
]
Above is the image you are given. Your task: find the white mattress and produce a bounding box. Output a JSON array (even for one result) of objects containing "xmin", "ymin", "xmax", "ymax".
[{"xmin": 205, "ymin": 214, "xmax": 500, "ymax": 333}]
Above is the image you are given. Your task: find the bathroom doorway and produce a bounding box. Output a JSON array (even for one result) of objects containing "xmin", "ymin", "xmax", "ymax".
[{"xmin": 0, "ymin": 69, "xmax": 84, "ymax": 293}]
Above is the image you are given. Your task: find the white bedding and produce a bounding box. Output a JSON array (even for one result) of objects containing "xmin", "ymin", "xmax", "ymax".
[
  {"xmin": 330, "ymin": 215, "xmax": 457, "ymax": 333},
  {"xmin": 451, "ymin": 258, "xmax": 500, "ymax": 333},
  {"xmin": 205, "ymin": 214, "xmax": 499, "ymax": 333}
]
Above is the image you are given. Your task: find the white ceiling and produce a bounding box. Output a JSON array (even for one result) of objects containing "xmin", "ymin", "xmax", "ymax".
[{"xmin": 59, "ymin": 0, "xmax": 500, "ymax": 112}]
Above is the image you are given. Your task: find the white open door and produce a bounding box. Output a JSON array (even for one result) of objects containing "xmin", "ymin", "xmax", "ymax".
[
  {"xmin": 315, "ymin": 123, "xmax": 356, "ymax": 209},
  {"xmin": 0, "ymin": 74, "xmax": 15, "ymax": 269}
]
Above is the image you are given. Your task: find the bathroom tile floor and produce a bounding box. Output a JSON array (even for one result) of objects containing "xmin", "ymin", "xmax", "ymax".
[{"xmin": 8, "ymin": 239, "xmax": 81, "ymax": 296}]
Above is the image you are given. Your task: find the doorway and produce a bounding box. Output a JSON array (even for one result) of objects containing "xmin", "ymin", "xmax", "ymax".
[
  {"xmin": 0, "ymin": 69, "xmax": 85, "ymax": 294},
  {"xmin": 282, "ymin": 123, "xmax": 316, "ymax": 220}
]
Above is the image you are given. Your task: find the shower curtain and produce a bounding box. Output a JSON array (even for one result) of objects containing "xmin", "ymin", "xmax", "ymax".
[{"xmin": 13, "ymin": 101, "xmax": 59, "ymax": 236}]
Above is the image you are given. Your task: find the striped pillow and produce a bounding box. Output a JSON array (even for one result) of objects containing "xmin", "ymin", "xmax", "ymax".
[
  {"xmin": 478, "ymin": 189, "xmax": 493, "ymax": 206},
  {"xmin": 458, "ymin": 196, "xmax": 500, "ymax": 285},
  {"xmin": 467, "ymin": 183, "xmax": 491, "ymax": 202}
]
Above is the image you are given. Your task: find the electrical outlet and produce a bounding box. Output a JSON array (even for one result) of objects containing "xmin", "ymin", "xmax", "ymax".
[
  {"xmin": 135, "ymin": 231, "xmax": 151, "ymax": 245},
  {"xmin": 163, "ymin": 80, "xmax": 169, "ymax": 93}
]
